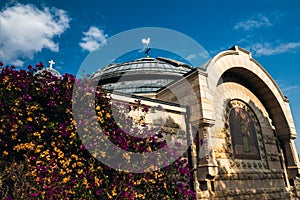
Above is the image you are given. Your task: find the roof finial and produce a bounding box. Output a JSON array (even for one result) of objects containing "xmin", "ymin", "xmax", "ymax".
[
  {"xmin": 142, "ymin": 38, "xmax": 151, "ymax": 58},
  {"xmin": 49, "ymin": 60, "xmax": 55, "ymax": 69}
]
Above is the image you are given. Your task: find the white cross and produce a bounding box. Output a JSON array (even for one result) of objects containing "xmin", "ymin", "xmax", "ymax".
[{"xmin": 49, "ymin": 60, "xmax": 55, "ymax": 69}]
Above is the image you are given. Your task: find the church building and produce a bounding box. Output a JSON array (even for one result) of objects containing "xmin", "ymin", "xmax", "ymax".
[{"xmin": 91, "ymin": 46, "xmax": 300, "ymax": 199}]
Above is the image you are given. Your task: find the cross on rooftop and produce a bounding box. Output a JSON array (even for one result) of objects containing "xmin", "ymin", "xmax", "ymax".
[{"xmin": 49, "ymin": 60, "xmax": 55, "ymax": 69}]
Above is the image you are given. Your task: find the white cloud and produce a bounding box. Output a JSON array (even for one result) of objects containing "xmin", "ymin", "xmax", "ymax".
[
  {"xmin": 186, "ymin": 54, "xmax": 197, "ymax": 61},
  {"xmin": 185, "ymin": 51, "xmax": 210, "ymax": 62},
  {"xmin": 234, "ymin": 13, "xmax": 273, "ymax": 31},
  {"xmin": 0, "ymin": 3, "xmax": 70, "ymax": 65},
  {"xmin": 282, "ymin": 85, "xmax": 300, "ymax": 96},
  {"xmin": 79, "ymin": 26, "xmax": 108, "ymax": 52},
  {"xmin": 249, "ymin": 42, "xmax": 300, "ymax": 56}
]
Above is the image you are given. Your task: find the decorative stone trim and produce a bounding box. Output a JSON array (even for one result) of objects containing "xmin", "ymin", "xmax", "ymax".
[
  {"xmin": 216, "ymin": 170, "xmax": 285, "ymax": 180},
  {"xmin": 218, "ymin": 188, "xmax": 288, "ymax": 197},
  {"xmin": 223, "ymin": 99, "xmax": 268, "ymax": 171}
]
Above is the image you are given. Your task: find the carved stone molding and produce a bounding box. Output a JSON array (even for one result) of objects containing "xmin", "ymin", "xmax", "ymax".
[{"xmin": 222, "ymin": 99, "xmax": 268, "ymax": 171}]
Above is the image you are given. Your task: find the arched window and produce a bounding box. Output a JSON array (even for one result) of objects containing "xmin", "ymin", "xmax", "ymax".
[{"xmin": 227, "ymin": 100, "xmax": 261, "ymax": 160}]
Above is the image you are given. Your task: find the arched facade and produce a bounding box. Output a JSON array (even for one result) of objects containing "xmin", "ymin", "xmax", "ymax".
[
  {"xmin": 207, "ymin": 46, "xmax": 299, "ymax": 172},
  {"xmin": 157, "ymin": 46, "xmax": 300, "ymax": 199},
  {"xmin": 94, "ymin": 45, "xmax": 300, "ymax": 199}
]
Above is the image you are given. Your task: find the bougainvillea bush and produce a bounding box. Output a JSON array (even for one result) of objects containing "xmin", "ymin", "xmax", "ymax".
[{"xmin": 0, "ymin": 62, "xmax": 195, "ymax": 199}]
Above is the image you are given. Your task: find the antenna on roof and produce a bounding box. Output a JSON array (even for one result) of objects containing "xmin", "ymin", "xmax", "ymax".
[{"xmin": 142, "ymin": 37, "xmax": 151, "ymax": 58}]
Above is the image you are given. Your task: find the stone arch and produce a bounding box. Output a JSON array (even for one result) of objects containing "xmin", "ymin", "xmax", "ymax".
[
  {"xmin": 211, "ymin": 81, "xmax": 271, "ymax": 173},
  {"xmin": 206, "ymin": 46, "xmax": 295, "ymax": 140},
  {"xmin": 205, "ymin": 45, "xmax": 299, "ymax": 178}
]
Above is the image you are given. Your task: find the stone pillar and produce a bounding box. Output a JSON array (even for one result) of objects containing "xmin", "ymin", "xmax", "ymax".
[
  {"xmin": 197, "ymin": 126, "xmax": 218, "ymax": 180},
  {"xmin": 185, "ymin": 106, "xmax": 201, "ymax": 195},
  {"xmin": 281, "ymin": 138, "xmax": 300, "ymax": 179},
  {"xmin": 196, "ymin": 126, "xmax": 218, "ymax": 199}
]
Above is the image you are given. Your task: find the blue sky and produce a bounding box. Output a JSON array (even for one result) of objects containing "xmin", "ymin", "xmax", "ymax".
[{"xmin": 1, "ymin": 0, "xmax": 300, "ymax": 151}]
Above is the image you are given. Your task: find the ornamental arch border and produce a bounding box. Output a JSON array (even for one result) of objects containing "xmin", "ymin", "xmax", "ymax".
[{"xmin": 205, "ymin": 46, "xmax": 296, "ymax": 140}]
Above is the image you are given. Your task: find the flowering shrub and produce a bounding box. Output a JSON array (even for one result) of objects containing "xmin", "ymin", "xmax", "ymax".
[{"xmin": 0, "ymin": 63, "xmax": 195, "ymax": 199}]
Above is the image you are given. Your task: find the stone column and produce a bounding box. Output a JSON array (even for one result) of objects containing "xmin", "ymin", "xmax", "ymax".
[
  {"xmin": 281, "ymin": 138, "xmax": 300, "ymax": 179},
  {"xmin": 185, "ymin": 106, "xmax": 201, "ymax": 195},
  {"xmin": 197, "ymin": 126, "xmax": 218, "ymax": 180}
]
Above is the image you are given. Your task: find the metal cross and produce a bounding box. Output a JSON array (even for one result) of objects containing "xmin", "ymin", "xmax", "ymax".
[{"xmin": 49, "ymin": 60, "xmax": 55, "ymax": 69}]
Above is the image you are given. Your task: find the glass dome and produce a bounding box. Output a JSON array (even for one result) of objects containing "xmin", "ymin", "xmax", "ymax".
[{"xmin": 91, "ymin": 57, "xmax": 193, "ymax": 94}]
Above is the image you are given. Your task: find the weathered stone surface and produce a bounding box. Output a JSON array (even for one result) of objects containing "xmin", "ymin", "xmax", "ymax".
[{"xmin": 156, "ymin": 46, "xmax": 300, "ymax": 199}]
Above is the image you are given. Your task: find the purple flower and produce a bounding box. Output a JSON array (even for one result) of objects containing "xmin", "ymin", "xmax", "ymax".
[
  {"xmin": 129, "ymin": 193, "xmax": 134, "ymax": 199},
  {"xmin": 25, "ymin": 125, "xmax": 33, "ymax": 132},
  {"xmin": 47, "ymin": 100, "xmax": 56, "ymax": 107},
  {"xmin": 22, "ymin": 94, "xmax": 32, "ymax": 101},
  {"xmin": 175, "ymin": 142, "xmax": 182, "ymax": 147},
  {"xmin": 134, "ymin": 99, "xmax": 141, "ymax": 104},
  {"xmin": 30, "ymin": 192, "xmax": 39, "ymax": 197},
  {"xmin": 96, "ymin": 189, "xmax": 103, "ymax": 195},
  {"xmin": 80, "ymin": 145, "xmax": 87, "ymax": 150},
  {"xmin": 141, "ymin": 104, "xmax": 149, "ymax": 112},
  {"xmin": 35, "ymin": 62, "xmax": 44, "ymax": 69}
]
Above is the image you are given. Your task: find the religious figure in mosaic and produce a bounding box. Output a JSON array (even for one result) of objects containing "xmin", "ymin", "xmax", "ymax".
[{"xmin": 229, "ymin": 105, "xmax": 261, "ymax": 160}]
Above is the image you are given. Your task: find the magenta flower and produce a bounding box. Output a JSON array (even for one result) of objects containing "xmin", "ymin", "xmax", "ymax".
[
  {"xmin": 0, "ymin": 63, "xmax": 195, "ymax": 199},
  {"xmin": 35, "ymin": 62, "xmax": 44, "ymax": 69},
  {"xmin": 30, "ymin": 193, "xmax": 39, "ymax": 197}
]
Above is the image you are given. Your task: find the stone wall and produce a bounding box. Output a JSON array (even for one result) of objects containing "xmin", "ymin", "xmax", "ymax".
[
  {"xmin": 156, "ymin": 66, "xmax": 300, "ymax": 199},
  {"xmin": 150, "ymin": 47, "xmax": 300, "ymax": 199},
  {"xmin": 207, "ymin": 80, "xmax": 294, "ymax": 199}
]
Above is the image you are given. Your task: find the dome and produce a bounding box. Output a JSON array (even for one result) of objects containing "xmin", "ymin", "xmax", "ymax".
[
  {"xmin": 91, "ymin": 57, "xmax": 192, "ymax": 94},
  {"xmin": 34, "ymin": 67, "xmax": 62, "ymax": 78}
]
